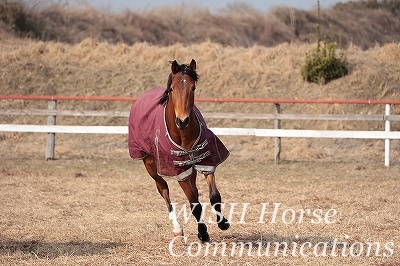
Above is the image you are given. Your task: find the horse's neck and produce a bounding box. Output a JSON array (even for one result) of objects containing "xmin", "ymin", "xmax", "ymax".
[{"xmin": 165, "ymin": 102, "xmax": 199, "ymax": 150}]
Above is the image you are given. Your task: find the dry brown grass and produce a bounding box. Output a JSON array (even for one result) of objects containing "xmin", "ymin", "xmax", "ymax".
[{"xmin": 1, "ymin": 37, "xmax": 399, "ymax": 100}]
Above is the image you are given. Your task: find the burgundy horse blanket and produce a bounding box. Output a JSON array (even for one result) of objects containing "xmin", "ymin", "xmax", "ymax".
[{"xmin": 128, "ymin": 88, "xmax": 229, "ymax": 181}]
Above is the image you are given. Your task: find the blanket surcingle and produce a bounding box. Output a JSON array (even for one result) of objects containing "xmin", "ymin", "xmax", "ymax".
[{"xmin": 128, "ymin": 88, "xmax": 229, "ymax": 181}]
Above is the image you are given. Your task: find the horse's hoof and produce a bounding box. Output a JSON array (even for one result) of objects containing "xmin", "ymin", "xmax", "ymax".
[
  {"xmin": 218, "ymin": 218, "xmax": 230, "ymax": 231},
  {"xmin": 197, "ymin": 232, "xmax": 210, "ymax": 242},
  {"xmin": 173, "ymin": 229, "xmax": 184, "ymax": 237}
]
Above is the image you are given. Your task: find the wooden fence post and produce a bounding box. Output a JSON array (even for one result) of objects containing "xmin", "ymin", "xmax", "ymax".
[
  {"xmin": 46, "ymin": 100, "xmax": 57, "ymax": 160},
  {"xmin": 384, "ymin": 104, "xmax": 391, "ymax": 167},
  {"xmin": 274, "ymin": 103, "xmax": 281, "ymax": 165}
]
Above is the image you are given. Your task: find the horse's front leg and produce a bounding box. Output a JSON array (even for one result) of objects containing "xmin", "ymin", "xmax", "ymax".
[
  {"xmin": 143, "ymin": 155, "xmax": 183, "ymax": 237},
  {"xmin": 205, "ymin": 173, "xmax": 230, "ymax": 231},
  {"xmin": 179, "ymin": 171, "xmax": 209, "ymax": 242}
]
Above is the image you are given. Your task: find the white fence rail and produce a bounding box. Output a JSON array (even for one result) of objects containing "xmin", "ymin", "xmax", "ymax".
[
  {"xmin": 1, "ymin": 124, "xmax": 400, "ymax": 140},
  {"xmin": 1, "ymin": 96, "xmax": 399, "ymax": 166}
]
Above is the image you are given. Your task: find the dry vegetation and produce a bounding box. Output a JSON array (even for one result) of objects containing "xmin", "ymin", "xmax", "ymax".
[
  {"xmin": 1, "ymin": 0, "xmax": 400, "ymax": 49},
  {"xmin": 1, "ymin": 0, "xmax": 400, "ymax": 265}
]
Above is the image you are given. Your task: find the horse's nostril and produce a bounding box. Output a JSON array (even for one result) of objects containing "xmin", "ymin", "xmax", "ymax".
[{"xmin": 175, "ymin": 117, "xmax": 190, "ymax": 130}]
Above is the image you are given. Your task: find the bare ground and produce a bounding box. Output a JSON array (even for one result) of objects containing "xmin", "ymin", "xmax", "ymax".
[{"xmin": 0, "ymin": 152, "xmax": 399, "ymax": 265}]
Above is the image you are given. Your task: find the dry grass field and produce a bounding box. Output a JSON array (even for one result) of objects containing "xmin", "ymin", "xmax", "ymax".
[{"xmin": 1, "ymin": 2, "xmax": 400, "ymax": 265}]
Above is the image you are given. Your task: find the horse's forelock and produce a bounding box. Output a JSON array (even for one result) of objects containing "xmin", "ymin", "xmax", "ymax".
[
  {"xmin": 181, "ymin": 64, "xmax": 199, "ymax": 82},
  {"xmin": 158, "ymin": 64, "xmax": 199, "ymax": 105}
]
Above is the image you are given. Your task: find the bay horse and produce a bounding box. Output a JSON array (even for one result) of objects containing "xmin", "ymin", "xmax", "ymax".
[{"xmin": 128, "ymin": 59, "xmax": 230, "ymax": 242}]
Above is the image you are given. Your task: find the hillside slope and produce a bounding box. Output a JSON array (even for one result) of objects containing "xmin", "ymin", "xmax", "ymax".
[
  {"xmin": 1, "ymin": 37, "xmax": 399, "ymax": 103},
  {"xmin": 1, "ymin": 1, "xmax": 400, "ymax": 49}
]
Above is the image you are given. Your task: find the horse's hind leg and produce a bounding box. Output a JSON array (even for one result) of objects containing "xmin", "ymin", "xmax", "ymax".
[
  {"xmin": 143, "ymin": 155, "xmax": 183, "ymax": 236},
  {"xmin": 205, "ymin": 173, "xmax": 230, "ymax": 231}
]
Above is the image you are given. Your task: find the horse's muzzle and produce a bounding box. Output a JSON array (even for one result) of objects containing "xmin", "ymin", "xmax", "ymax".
[{"xmin": 175, "ymin": 117, "xmax": 190, "ymax": 130}]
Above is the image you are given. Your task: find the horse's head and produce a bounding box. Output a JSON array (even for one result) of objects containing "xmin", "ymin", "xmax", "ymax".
[{"xmin": 160, "ymin": 59, "xmax": 199, "ymax": 130}]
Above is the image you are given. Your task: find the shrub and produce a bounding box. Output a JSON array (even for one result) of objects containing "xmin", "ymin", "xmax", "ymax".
[
  {"xmin": 301, "ymin": 39, "xmax": 348, "ymax": 84},
  {"xmin": 301, "ymin": 0, "xmax": 348, "ymax": 84}
]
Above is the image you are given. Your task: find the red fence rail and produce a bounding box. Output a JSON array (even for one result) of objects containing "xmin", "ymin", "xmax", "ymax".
[{"xmin": 1, "ymin": 94, "xmax": 400, "ymax": 105}]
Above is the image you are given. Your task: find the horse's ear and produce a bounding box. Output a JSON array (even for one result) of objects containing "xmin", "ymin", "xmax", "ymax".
[
  {"xmin": 171, "ymin": 60, "xmax": 180, "ymax": 74},
  {"xmin": 190, "ymin": 59, "xmax": 196, "ymax": 71}
]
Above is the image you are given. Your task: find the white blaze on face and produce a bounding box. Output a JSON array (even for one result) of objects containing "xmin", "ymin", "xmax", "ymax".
[{"xmin": 174, "ymin": 78, "xmax": 191, "ymax": 122}]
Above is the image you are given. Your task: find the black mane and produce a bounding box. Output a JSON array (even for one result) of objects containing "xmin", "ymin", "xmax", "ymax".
[{"xmin": 158, "ymin": 63, "xmax": 199, "ymax": 105}]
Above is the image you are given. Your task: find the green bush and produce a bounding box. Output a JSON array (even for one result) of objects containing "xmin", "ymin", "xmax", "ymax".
[
  {"xmin": 301, "ymin": 0, "xmax": 348, "ymax": 84},
  {"xmin": 301, "ymin": 40, "xmax": 348, "ymax": 84}
]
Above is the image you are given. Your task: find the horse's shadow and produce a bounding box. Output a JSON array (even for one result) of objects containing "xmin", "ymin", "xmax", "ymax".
[{"xmin": 0, "ymin": 239, "xmax": 123, "ymax": 258}]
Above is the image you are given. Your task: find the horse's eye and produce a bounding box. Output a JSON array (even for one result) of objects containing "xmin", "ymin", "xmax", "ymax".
[{"xmin": 192, "ymin": 86, "xmax": 196, "ymax": 92}]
